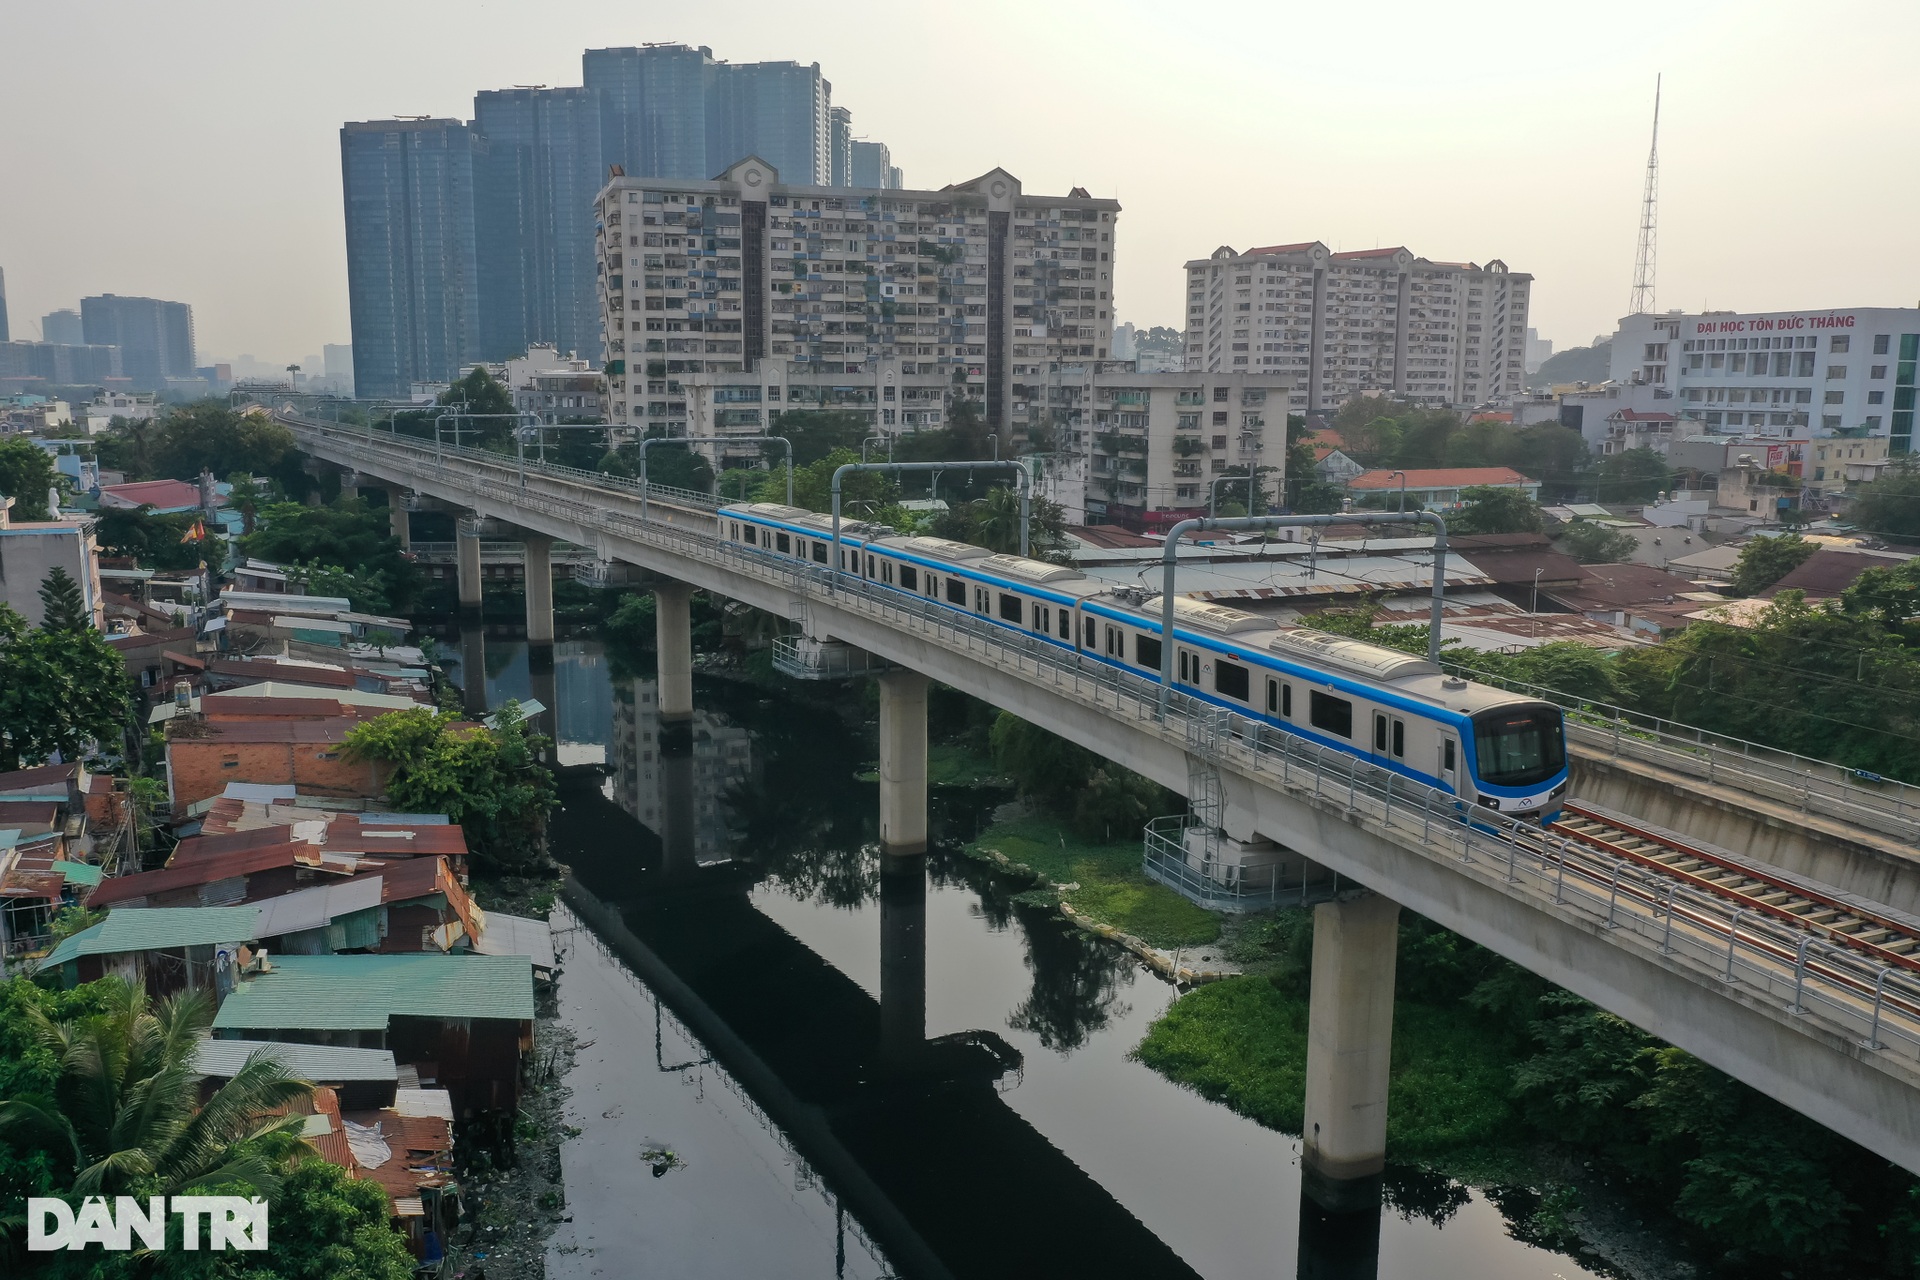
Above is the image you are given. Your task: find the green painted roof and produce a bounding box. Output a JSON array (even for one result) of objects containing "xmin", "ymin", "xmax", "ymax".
[
  {"xmin": 59, "ymin": 862, "xmax": 104, "ymax": 887},
  {"xmin": 211, "ymin": 953, "xmax": 535, "ymax": 1032},
  {"xmin": 43, "ymin": 906, "xmax": 260, "ymax": 968}
]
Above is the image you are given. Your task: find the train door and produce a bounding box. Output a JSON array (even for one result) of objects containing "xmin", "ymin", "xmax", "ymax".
[
  {"xmin": 1372, "ymin": 713, "xmax": 1407, "ymax": 768},
  {"xmin": 1437, "ymin": 732, "xmax": 1459, "ymax": 794}
]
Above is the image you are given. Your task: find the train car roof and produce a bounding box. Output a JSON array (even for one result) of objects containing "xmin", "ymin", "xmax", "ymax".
[
  {"xmin": 1101, "ymin": 593, "xmax": 1276, "ymax": 636},
  {"xmin": 1266, "ymin": 628, "xmax": 1440, "ymax": 681},
  {"xmin": 887, "ymin": 536, "xmax": 990, "ymax": 562},
  {"xmin": 975, "ymin": 553, "xmax": 1084, "ymax": 584},
  {"xmin": 731, "ymin": 504, "xmax": 894, "ymax": 540}
]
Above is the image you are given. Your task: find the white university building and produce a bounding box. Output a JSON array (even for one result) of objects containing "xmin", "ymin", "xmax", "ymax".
[
  {"xmin": 1611, "ymin": 307, "xmax": 1920, "ymax": 454},
  {"xmin": 1182, "ymin": 243, "xmax": 1532, "ymax": 412}
]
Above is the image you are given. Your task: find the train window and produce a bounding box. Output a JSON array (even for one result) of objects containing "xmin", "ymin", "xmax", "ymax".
[
  {"xmin": 1472, "ymin": 707, "xmax": 1566, "ymax": 787},
  {"xmin": 999, "ymin": 593, "xmax": 1023, "ymax": 623},
  {"xmin": 1177, "ymin": 651, "xmax": 1189, "ymax": 681},
  {"xmin": 1310, "ymin": 691, "xmax": 1353, "ymax": 738},
  {"xmin": 1443, "ymin": 739, "xmax": 1456, "ymax": 771},
  {"xmin": 867, "ymin": 555, "xmax": 878, "ymax": 579},
  {"xmin": 1058, "ymin": 610, "xmax": 1071, "ymax": 641},
  {"xmin": 729, "ymin": 522, "xmax": 739, "ymax": 539},
  {"xmin": 947, "ymin": 578, "xmax": 966, "ymax": 606},
  {"xmin": 901, "ymin": 565, "xmax": 918, "ymax": 591},
  {"xmin": 1373, "ymin": 714, "xmax": 1388, "ymax": 752},
  {"xmin": 1215, "ymin": 660, "xmax": 1249, "ymax": 701},
  {"xmin": 1282, "ymin": 684, "xmax": 1292, "ymax": 717},
  {"xmin": 1266, "ymin": 679, "xmax": 1278, "ymax": 714},
  {"xmin": 975, "ymin": 587, "xmax": 990, "ymax": 613},
  {"xmin": 1105, "ymin": 627, "xmax": 1121, "ymax": 658},
  {"xmin": 812, "ymin": 542, "xmax": 827, "ymax": 563},
  {"xmin": 1084, "ymin": 616, "xmax": 1096, "ymax": 647},
  {"xmin": 883, "ymin": 562, "xmax": 894, "ymax": 584},
  {"xmin": 1135, "ymin": 635, "xmax": 1161, "ymax": 669},
  {"xmin": 1392, "ymin": 719, "xmax": 1405, "ymax": 759},
  {"xmin": 762, "ymin": 529, "xmax": 771, "ymax": 549},
  {"xmin": 1036, "ymin": 605, "xmax": 1050, "ymax": 634},
  {"xmin": 776, "ymin": 532, "xmax": 790, "ymax": 555}
]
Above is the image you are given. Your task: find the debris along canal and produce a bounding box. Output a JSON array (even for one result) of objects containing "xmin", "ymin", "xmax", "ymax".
[{"xmin": 465, "ymin": 636, "xmax": 1603, "ymax": 1280}]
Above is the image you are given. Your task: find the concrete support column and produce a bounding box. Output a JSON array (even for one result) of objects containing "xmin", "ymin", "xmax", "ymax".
[
  {"xmin": 877, "ymin": 670, "xmax": 929, "ymax": 857},
  {"xmin": 1301, "ymin": 892, "xmax": 1400, "ymax": 1187},
  {"xmin": 879, "ymin": 852, "xmax": 927, "ymax": 1071},
  {"xmin": 458, "ymin": 626, "xmax": 488, "ymax": 718},
  {"xmin": 655, "ymin": 582, "xmax": 694, "ymax": 725},
  {"xmin": 523, "ymin": 534, "xmax": 555, "ymax": 646},
  {"xmin": 385, "ymin": 487, "xmax": 411, "ymax": 549},
  {"xmin": 456, "ymin": 517, "xmax": 484, "ymax": 627}
]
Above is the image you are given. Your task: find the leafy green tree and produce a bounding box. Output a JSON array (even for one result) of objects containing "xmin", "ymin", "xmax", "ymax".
[
  {"xmin": 224, "ymin": 471, "xmax": 269, "ymax": 535},
  {"xmin": 0, "ymin": 604, "xmax": 131, "ymax": 770},
  {"xmin": 931, "ymin": 487, "xmax": 1069, "ymax": 557},
  {"xmin": 0, "ymin": 979, "xmax": 309, "ymax": 1200},
  {"xmin": 787, "ymin": 447, "xmax": 900, "ymax": 514},
  {"xmin": 0, "ymin": 438, "xmax": 58, "ymax": 521},
  {"xmin": 284, "ymin": 562, "xmax": 401, "ymax": 616},
  {"xmin": 1730, "ymin": 534, "xmax": 1817, "ymax": 596},
  {"xmin": 343, "ymin": 704, "xmax": 558, "ymax": 873},
  {"xmin": 152, "ymin": 401, "xmax": 295, "ymax": 482},
  {"xmin": 989, "ymin": 712, "xmax": 1097, "ymax": 808},
  {"xmin": 91, "ymin": 417, "xmax": 162, "ymax": 482},
  {"xmin": 769, "ymin": 409, "xmax": 871, "ymax": 465},
  {"xmin": 239, "ymin": 500, "xmax": 421, "ymax": 613},
  {"xmin": 1446, "ymin": 485, "xmax": 1543, "ymax": 535},
  {"xmin": 255, "ymin": 1159, "xmax": 417, "ymax": 1280},
  {"xmin": 91, "ymin": 507, "xmax": 206, "ymax": 572},
  {"xmin": 36, "ymin": 568, "xmax": 90, "ymax": 631},
  {"xmin": 1842, "ymin": 557, "xmax": 1920, "ymax": 630},
  {"xmin": 1594, "ymin": 447, "xmax": 1674, "ymax": 504},
  {"xmin": 1558, "ymin": 520, "xmax": 1640, "ymax": 564},
  {"xmin": 1846, "ymin": 457, "xmax": 1920, "ymax": 542}
]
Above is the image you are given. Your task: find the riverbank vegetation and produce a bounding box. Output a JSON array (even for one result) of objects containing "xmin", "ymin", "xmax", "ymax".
[
  {"xmin": 0, "ymin": 976, "xmax": 413, "ymax": 1278},
  {"xmin": 1136, "ymin": 909, "xmax": 1920, "ymax": 1277}
]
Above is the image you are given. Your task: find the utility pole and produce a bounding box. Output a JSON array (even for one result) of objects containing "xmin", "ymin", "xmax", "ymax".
[{"xmin": 1628, "ymin": 74, "xmax": 1662, "ymax": 317}]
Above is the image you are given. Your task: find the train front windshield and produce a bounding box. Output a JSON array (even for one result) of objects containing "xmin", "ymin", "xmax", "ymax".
[{"xmin": 1471, "ymin": 706, "xmax": 1566, "ymax": 788}]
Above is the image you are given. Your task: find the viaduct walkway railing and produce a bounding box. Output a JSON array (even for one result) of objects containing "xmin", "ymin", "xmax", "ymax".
[{"xmin": 285, "ymin": 414, "xmax": 1920, "ymax": 1074}]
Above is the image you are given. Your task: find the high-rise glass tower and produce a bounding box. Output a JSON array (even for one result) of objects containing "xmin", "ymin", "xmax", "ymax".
[
  {"xmin": 473, "ymin": 87, "xmax": 604, "ymax": 362},
  {"xmin": 582, "ymin": 44, "xmax": 717, "ymax": 181},
  {"xmin": 706, "ymin": 60, "xmax": 831, "ymax": 185},
  {"xmin": 80, "ymin": 294, "xmax": 195, "ymax": 389},
  {"xmin": 0, "ymin": 267, "xmax": 10, "ymax": 344},
  {"xmin": 339, "ymin": 119, "xmax": 485, "ymax": 400}
]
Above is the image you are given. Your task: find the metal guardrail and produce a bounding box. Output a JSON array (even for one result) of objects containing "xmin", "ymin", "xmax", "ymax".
[
  {"xmin": 1141, "ymin": 815, "xmax": 1339, "ymax": 911},
  {"xmin": 283, "ymin": 413, "xmax": 1920, "ymax": 1070},
  {"xmin": 1456, "ymin": 666, "xmax": 1920, "ymax": 842},
  {"xmin": 770, "ymin": 634, "xmax": 892, "ymax": 680}
]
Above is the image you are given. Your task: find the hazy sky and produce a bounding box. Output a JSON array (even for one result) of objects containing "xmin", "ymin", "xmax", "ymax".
[{"xmin": 4, "ymin": 0, "xmax": 1917, "ymax": 366}]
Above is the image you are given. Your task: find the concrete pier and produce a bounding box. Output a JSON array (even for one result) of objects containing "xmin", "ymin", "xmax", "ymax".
[
  {"xmin": 655, "ymin": 583, "xmax": 694, "ymax": 728},
  {"xmin": 1301, "ymin": 892, "xmax": 1400, "ymax": 1187},
  {"xmin": 456, "ymin": 516, "xmax": 484, "ymax": 626},
  {"xmin": 524, "ymin": 534, "xmax": 555, "ymax": 646},
  {"xmin": 386, "ymin": 486, "xmax": 411, "ymax": 549},
  {"xmin": 877, "ymin": 670, "xmax": 929, "ymax": 857},
  {"xmin": 459, "ymin": 626, "xmax": 488, "ymax": 718}
]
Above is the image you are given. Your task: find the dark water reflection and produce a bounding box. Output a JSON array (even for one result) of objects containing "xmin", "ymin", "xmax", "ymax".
[{"xmin": 473, "ymin": 640, "xmax": 1600, "ymax": 1280}]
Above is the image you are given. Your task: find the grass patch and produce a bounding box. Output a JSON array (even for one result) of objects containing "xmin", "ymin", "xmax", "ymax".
[
  {"xmin": 855, "ymin": 743, "xmax": 1007, "ymax": 787},
  {"xmin": 1134, "ymin": 975, "xmax": 1517, "ymax": 1156},
  {"xmin": 967, "ymin": 814, "xmax": 1218, "ymax": 948}
]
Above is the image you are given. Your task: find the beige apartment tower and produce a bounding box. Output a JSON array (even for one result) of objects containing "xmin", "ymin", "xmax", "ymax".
[{"xmin": 1183, "ymin": 243, "xmax": 1531, "ymax": 412}]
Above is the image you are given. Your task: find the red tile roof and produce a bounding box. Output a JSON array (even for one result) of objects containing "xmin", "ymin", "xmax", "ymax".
[
  {"xmin": 1348, "ymin": 467, "xmax": 1534, "ymax": 490},
  {"xmin": 100, "ymin": 479, "xmax": 207, "ymax": 509}
]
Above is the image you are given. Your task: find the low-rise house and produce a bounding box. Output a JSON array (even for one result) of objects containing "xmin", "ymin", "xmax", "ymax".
[
  {"xmin": 38, "ymin": 905, "xmax": 259, "ymax": 998},
  {"xmin": 194, "ymin": 1039, "xmax": 400, "ymax": 1110},
  {"xmin": 1345, "ymin": 467, "xmax": 1541, "ymax": 511},
  {"xmin": 0, "ymin": 496, "xmax": 105, "ymax": 629},
  {"xmin": 295, "ymin": 1084, "xmax": 458, "ymax": 1256},
  {"xmin": 211, "ymin": 952, "xmax": 537, "ymax": 1111},
  {"xmin": 1542, "ymin": 562, "xmax": 1705, "ymax": 636},
  {"xmin": 1762, "ymin": 547, "xmax": 1915, "ymax": 601},
  {"xmin": 166, "ymin": 716, "xmax": 389, "ymax": 812}
]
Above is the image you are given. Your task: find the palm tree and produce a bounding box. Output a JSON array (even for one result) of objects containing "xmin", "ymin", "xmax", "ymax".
[{"xmin": 0, "ymin": 978, "xmax": 311, "ymax": 1199}]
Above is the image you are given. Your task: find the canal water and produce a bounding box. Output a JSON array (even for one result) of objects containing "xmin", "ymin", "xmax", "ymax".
[{"xmin": 462, "ymin": 636, "xmax": 1605, "ymax": 1280}]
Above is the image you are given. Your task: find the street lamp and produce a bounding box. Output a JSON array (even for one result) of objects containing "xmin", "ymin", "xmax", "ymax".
[{"xmin": 1532, "ymin": 567, "xmax": 1544, "ymax": 638}]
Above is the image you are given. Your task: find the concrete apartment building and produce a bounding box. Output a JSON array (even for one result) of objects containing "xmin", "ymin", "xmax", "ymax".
[
  {"xmin": 597, "ymin": 159, "xmax": 1119, "ymax": 445},
  {"xmin": 1610, "ymin": 307, "xmax": 1920, "ymax": 452},
  {"xmin": 0, "ymin": 497, "xmax": 104, "ymax": 629},
  {"xmin": 1030, "ymin": 366, "xmax": 1292, "ymax": 530},
  {"xmin": 1182, "ymin": 243, "xmax": 1531, "ymax": 412}
]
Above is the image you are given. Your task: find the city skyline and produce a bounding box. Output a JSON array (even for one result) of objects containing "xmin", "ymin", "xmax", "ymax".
[{"xmin": 3, "ymin": 0, "xmax": 1918, "ymax": 367}]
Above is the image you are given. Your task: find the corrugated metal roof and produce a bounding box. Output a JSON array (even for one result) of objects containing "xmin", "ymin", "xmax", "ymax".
[
  {"xmin": 250, "ymin": 877, "xmax": 385, "ymax": 939},
  {"xmin": 43, "ymin": 905, "xmax": 260, "ymax": 967},
  {"xmin": 59, "ymin": 862, "xmax": 104, "ymax": 886},
  {"xmin": 212, "ymin": 953, "xmax": 535, "ymax": 1031},
  {"xmin": 474, "ymin": 912, "xmax": 556, "ymax": 972},
  {"xmin": 192, "ymin": 1037, "xmax": 398, "ymax": 1081}
]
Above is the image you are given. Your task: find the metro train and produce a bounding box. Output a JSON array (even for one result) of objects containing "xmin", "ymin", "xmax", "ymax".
[{"xmin": 721, "ymin": 502, "xmax": 1569, "ymax": 822}]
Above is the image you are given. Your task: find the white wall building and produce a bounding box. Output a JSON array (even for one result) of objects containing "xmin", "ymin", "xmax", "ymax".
[
  {"xmin": 1182, "ymin": 242, "xmax": 1531, "ymax": 412},
  {"xmin": 597, "ymin": 159, "xmax": 1119, "ymax": 447},
  {"xmin": 1610, "ymin": 307, "xmax": 1920, "ymax": 452}
]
